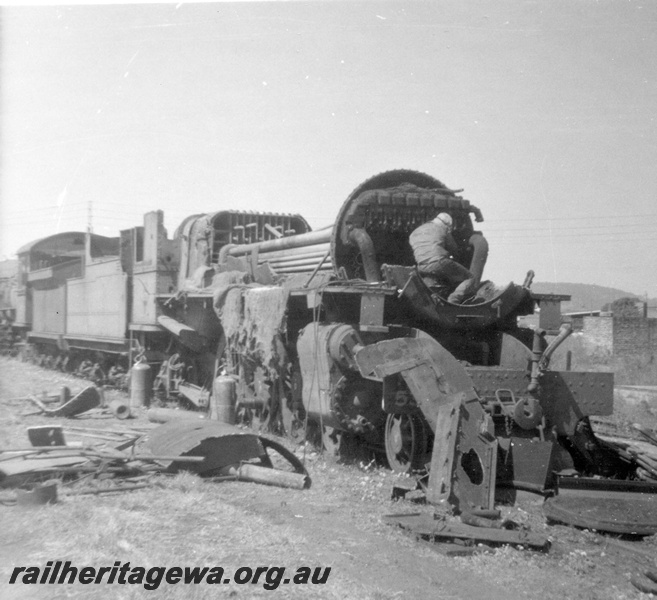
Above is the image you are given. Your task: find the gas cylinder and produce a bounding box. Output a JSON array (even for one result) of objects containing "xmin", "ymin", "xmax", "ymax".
[
  {"xmin": 130, "ymin": 356, "xmax": 152, "ymax": 409},
  {"xmin": 212, "ymin": 375, "xmax": 236, "ymax": 424}
]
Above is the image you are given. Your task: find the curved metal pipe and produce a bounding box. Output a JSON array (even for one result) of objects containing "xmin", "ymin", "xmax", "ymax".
[
  {"xmin": 539, "ymin": 323, "xmax": 573, "ymax": 371},
  {"xmin": 527, "ymin": 324, "xmax": 573, "ymax": 393},
  {"xmin": 468, "ymin": 233, "xmax": 489, "ymax": 285},
  {"xmin": 347, "ymin": 227, "xmax": 380, "ymax": 282},
  {"xmin": 218, "ymin": 244, "xmax": 236, "ymax": 264}
]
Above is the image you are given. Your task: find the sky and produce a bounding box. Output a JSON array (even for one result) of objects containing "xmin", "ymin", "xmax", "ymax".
[{"xmin": 1, "ymin": 1, "xmax": 656, "ymax": 296}]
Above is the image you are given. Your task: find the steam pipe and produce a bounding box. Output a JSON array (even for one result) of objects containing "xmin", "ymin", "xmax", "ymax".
[
  {"xmin": 256, "ymin": 244, "xmax": 331, "ymax": 261},
  {"xmin": 267, "ymin": 257, "xmax": 334, "ymax": 268},
  {"xmin": 528, "ymin": 323, "xmax": 572, "ymax": 392},
  {"xmin": 263, "ymin": 250, "xmax": 331, "ymax": 264},
  {"xmin": 346, "ymin": 227, "xmax": 379, "ymax": 282},
  {"xmin": 468, "ymin": 233, "xmax": 489, "ymax": 285},
  {"xmin": 227, "ymin": 228, "xmax": 332, "ymax": 257},
  {"xmin": 527, "ymin": 328, "xmax": 546, "ymax": 393},
  {"xmin": 539, "ymin": 323, "xmax": 573, "ymax": 371},
  {"xmin": 273, "ymin": 264, "xmax": 333, "ymax": 273},
  {"xmin": 218, "ymin": 243, "xmax": 235, "ymax": 264}
]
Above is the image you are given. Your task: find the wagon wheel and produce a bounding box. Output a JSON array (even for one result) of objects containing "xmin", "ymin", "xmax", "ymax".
[{"xmin": 384, "ymin": 412, "xmax": 428, "ymax": 473}]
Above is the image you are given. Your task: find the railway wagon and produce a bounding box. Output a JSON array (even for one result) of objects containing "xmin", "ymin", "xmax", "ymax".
[
  {"xmin": 0, "ymin": 259, "xmax": 19, "ymax": 355},
  {"xmin": 12, "ymin": 209, "xmax": 310, "ymax": 387}
]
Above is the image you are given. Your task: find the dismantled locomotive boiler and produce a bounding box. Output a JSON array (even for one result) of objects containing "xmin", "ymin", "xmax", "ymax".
[
  {"xmin": 10, "ymin": 169, "xmax": 656, "ymax": 524},
  {"xmin": 157, "ymin": 169, "xmax": 656, "ymax": 520}
]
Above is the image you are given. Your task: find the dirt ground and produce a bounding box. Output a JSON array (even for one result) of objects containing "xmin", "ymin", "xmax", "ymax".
[{"xmin": 1, "ymin": 357, "xmax": 657, "ymax": 600}]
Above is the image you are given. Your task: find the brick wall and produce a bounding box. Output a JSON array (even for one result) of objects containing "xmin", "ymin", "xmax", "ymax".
[
  {"xmin": 613, "ymin": 317, "xmax": 657, "ymax": 357},
  {"xmin": 581, "ymin": 315, "xmax": 657, "ymax": 357}
]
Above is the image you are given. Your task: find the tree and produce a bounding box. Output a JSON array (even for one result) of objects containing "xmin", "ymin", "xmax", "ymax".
[{"xmin": 606, "ymin": 296, "xmax": 641, "ymax": 318}]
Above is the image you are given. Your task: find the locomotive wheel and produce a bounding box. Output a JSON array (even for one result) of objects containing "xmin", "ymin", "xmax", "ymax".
[{"xmin": 384, "ymin": 412, "xmax": 428, "ymax": 474}]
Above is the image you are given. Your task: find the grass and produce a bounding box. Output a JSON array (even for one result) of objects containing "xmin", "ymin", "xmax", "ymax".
[
  {"xmin": 2, "ymin": 357, "xmax": 657, "ymax": 600},
  {"xmin": 0, "ymin": 471, "xmax": 368, "ymax": 600}
]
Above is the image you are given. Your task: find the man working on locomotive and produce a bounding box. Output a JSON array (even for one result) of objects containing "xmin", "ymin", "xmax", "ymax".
[{"xmin": 409, "ymin": 212, "xmax": 476, "ymax": 304}]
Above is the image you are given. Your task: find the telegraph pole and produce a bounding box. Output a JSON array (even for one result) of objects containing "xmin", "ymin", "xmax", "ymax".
[{"xmin": 87, "ymin": 200, "xmax": 93, "ymax": 233}]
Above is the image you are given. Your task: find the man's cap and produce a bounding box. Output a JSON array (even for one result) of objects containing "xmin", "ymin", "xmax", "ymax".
[{"xmin": 433, "ymin": 212, "xmax": 453, "ymax": 228}]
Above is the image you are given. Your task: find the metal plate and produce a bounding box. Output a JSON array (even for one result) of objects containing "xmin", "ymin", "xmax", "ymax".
[
  {"xmin": 496, "ymin": 438, "xmax": 556, "ymax": 492},
  {"xmin": 544, "ymin": 492, "xmax": 657, "ymax": 535},
  {"xmin": 467, "ymin": 368, "xmax": 614, "ymax": 435},
  {"xmin": 427, "ymin": 397, "xmax": 497, "ymax": 511},
  {"xmin": 43, "ymin": 386, "xmax": 101, "ymax": 418},
  {"xmin": 135, "ymin": 420, "xmax": 265, "ymax": 475},
  {"xmin": 355, "ymin": 335, "xmax": 476, "ymax": 429},
  {"xmin": 382, "ymin": 513, "xmax": 550, "ymax": 550}
]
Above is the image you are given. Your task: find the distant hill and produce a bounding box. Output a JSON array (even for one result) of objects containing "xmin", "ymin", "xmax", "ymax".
[{"xmin": 530, "ymin": 282, "xmax": 639, "ymax": 313}]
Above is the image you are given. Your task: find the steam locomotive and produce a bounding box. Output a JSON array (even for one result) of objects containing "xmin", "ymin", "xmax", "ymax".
[{"xmin": 3, "ymin": 170, "xmax": 623, "ymax": 492}]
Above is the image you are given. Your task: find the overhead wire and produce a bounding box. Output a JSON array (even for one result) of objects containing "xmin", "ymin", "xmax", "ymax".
[{"xmin": 5, "ymin": 218, "xmax": 656, "ymax": 243}]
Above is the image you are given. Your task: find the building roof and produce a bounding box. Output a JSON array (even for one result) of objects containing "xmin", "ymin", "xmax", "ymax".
[
  {"xmin": 563, "ymin": 310, "xmax": 602, "ymax": 318},
  {"xmin": 16, "ymin": 232, "xmax": 118, "ymax": 259}
]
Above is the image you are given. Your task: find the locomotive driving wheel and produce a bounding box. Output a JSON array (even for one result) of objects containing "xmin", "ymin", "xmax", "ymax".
[{"xmin": 384, "ymin": 412, "xmax": 428, "ymax": 474}]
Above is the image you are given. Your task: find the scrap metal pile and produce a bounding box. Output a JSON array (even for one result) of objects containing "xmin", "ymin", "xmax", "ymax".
[
  {"xmin": 1, "ymin": 371, "xmax": 657, "ymax": 591},
  {"xmin": 0, "ymin": 387, "xmax": 311, "ymax": 508}
]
